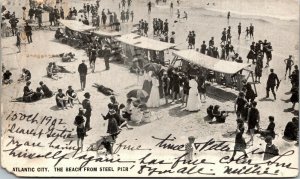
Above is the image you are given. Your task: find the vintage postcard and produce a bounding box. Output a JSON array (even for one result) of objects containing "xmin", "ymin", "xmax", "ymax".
[{"xmin": 0, "ymin": 0, "xmax": 299, "ymax": 177}]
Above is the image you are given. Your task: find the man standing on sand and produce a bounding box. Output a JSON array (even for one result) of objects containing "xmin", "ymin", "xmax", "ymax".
[
  {"xmin": 227, "ymin": 11, "xmax": 230, "ymax": 24},
  {"xmin": 249, "ymin": 23, "xmax": 254, "ymax": 40},
  {"xmin": 82, "ymin": 92, "xmax": 92, "ymax": 132},
  {"xmin": 238, "ymin": 22, "xmax": 241, "ymax": 40},
  {"xmin": 284, "ymin": 55, "xmax": 294, "ymax": 78},
  {"xmin": 266, "ymin": 69, "xmax": 280, "ymax": 100},
  {"xmin": 24, "ymin": 23, "xmax": 33, "ymax": 43},
  {"xmin": 103, "ymin": 45, "xmax": 111, "ymax": 70},
  {"xmin": 78, "ymin": 60, "xmax": 88, "ymax": 91},
  {"xmin": 147, "ymin": 1, "xmax": 152, "ymax": 14},
  {"xmin": 9, "ymin": 16, "xmax": 19, "ymax": 36}
]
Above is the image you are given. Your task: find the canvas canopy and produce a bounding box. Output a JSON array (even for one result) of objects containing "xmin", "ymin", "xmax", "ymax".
[
  {"xmin": 59, "ymin": 20, "xmax": 96, "ymax": 32},
  {"xmin": 93, "ymin": 30, "xmax": 122, "ymax": 37},
  {"xmin": 173, "ymin": 50, "xmax": 251, "ymax": 75},
  {"xmin": 116, "ymin": 33, "xmax": 176, "ymax": 51}
]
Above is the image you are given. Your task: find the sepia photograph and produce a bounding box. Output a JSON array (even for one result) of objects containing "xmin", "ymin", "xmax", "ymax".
[{"xmin": 0, "ymin": 0, "xmax": 299, "ymax": 177}]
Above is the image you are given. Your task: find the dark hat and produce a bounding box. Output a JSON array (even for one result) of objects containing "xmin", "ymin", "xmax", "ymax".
[
  {"xmin": 84, "ymin": 92, "xmax": 90, "ymax": 98},
  {"xmin": 265, "ymin": 136, "xmax": 273, "ymax": 143}
]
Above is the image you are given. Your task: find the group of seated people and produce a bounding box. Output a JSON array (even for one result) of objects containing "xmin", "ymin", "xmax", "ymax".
[
  {"xmin": 60, "ymin": 52, "xmax": 77, "ymax": 62},
  {"xmin": 122, "ymin": 98, "xmax": 159, "ymax": 124},
  {"xmin": 207, "ymin": 105, "xmax": 229, "ymax": 123},
  {"xmin": 55, "ymin": 86, "xmax": 81, "ymax": 110},
  {"xmin": 22, "ymin": 81, "xmax": 53, "ymax": 102}
]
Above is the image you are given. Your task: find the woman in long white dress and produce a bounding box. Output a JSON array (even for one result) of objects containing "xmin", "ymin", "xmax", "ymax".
[
  {"xmin": 146, "ymin": 75, "xmax": 160, "ymax": 108},
  {"xmin": 186, "ymin": 76, "xmax": 201, "ymax": 112}
]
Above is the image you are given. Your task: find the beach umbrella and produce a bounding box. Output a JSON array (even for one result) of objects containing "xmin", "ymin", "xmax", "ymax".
[
  {"xmin": 127, "ymin": 89, "xmax": 148, "ymax": 99},
  {"xmin": 143, "ymin": 63, "xmax": 162, "ymax": 74}
]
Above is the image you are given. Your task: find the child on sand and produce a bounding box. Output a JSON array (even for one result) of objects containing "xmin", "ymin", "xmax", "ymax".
[{"xmin": 185, "ymin": 136, "xmax": 195, "ymax": 161}]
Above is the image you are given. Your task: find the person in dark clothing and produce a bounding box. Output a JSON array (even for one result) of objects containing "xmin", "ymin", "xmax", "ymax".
[
  {"xmin": 265, "ymin": 42, "xmax": 273, "ymax": 67},
  {"xmin": 209, "ymin": 37, "xmax": 214, "ymax": 47},
  {"xmin": 24, "ymin": 23, "xmax": 33, "ymax": 43},
  {"xmin": 82, "ymin": 92, "xmax": 92, "ymax": 131},
  {"xmin": 266, "ymin": 69, "xmax": 280, "ymax": 100},
  {"xmin": 231, "ymin": 119, "xmax": 248, "ymax": 161},
  {"xmin": 284, "ymin": 55, "xmax": 294, "ymax": 78},
  {"xmin": 78, "ymin": 60, "xmax": 88, "ymax": 91},
  {"xmin": 9, "ymin": 17, "xmax": 19, "ymax": 36},
  {"xmin": 200, "ymin": 41, "xmax": 206, "ymax": 54},
  {"xmin": 181, "ymin": 74, "xmax": 190, "ymax": 106},
  {"xmin": 39, "ymin": 81, "xmax": 53, "ymax": 98},
  {"xmin": 2, "ymin": 70, "xmax": 13, "ymax": 84},
  {"xmin": 259, "ymin": 116, "xmax": 275, "ymax": 139},
  {"xmin": 247, "ymin": 101, "xmax": 260, "ymax": 145},
  {"xmin": 162, "ymin": 71, "xmax": 170, "ymax": 104},
  {"xmin": 89, "ymin": 48, "xmax": 97, "ymax": 73},
  {"xmin": 227, "ymin": 11, "xmax": 230, "ymax": 24},
  {"xmin": 28, "ymin": 7, "xmax": 35, "ymax": 20},
  {"xmin": 249, "ymin": 23, "xmax": 254, "ymax": 40},
  {"xmin": 86, "ymin": 3, "xmax": 90, "ymax": 16},
  {"xmin": 234, "ymin": 92, "xmax": 248, "ymax": 120},
  {"xmin": 110, "ymin": 96, "xmax": 120, "ymax": 114},
  {"xmin": 74, "ymin": 108, "xmax": 86, "ymax": 151},
  {"xmin": 289, "ymin": 65, "xmax": 299, "ymax": 89},
  {"xmin": 103, "ymin": 45, "xmax": 111, "ymax": 70},
  {"xmin": 212, "ymin": 105, "xmax": 228, "ymax": 123},
  {"xmin": 207, "ymin": 105, "xmax": 214, "ymax": 119},
  {"xmin": 101, "ymin": 104, "xmax": 127, "ymax": 140},
  {"xmin": 66, "ymin": 85, "xmax": 80, "ymax": 107},
  {"xmin": 171, "ymin": 69, "xmax": 181, "ymax": 103},
  {"xmin": 284, "ymin": 117, "xmax": 298, "ymax": 141},
  {"xmin": 238, "ymin": 22, "xmax": 241, "ymax": 40},
  {"xmin": 31, "ymin": 87, "xmax": 43, "ymax": 102},
  {"xmin": 263, "ymin": 136, "xmax": 279, "ymax": 160},
  {"xmin": 60, "ymin": 7, "xmax": 64, "ymax": 19},
  {"xmin": 244, "ymin": 82, "xmax": 256, "ymax": 102},
  {"xmin": 290, "ymin": 86, "xmax": 299, "ymax": 110},
  {"xmin": 147, "ymin": 1, "xmax": 152, "ymax": 13},
  {"xmin": 49, "ymin": 10, "xmax": 55, "ymax": 26},
  {"xmin": 18, "ymin": 68, "xmax": 31, "ymax": 82},
  {"xmin": 56, "ymin": 89, "xmax": 68, "ymax": 109},
  {"xmin": 23, "ymin": 81, "xmax": 34, "ymax": 102}
]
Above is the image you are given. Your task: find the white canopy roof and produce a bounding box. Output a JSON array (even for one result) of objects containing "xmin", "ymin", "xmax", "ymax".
[
  {"xmin": 116, "ymin": 33, "xmax": 176, "ymax": 51},
  {"xmin": 59, "ymin": 20, "xmax": 96, "ymax": 32},
  {"xmin": 93, "ymin": 30, "xmax": 122, "ymax": 37},
  {"xmin": 173, "ymin": 50, "xmax": 251, "ymax": 74}
]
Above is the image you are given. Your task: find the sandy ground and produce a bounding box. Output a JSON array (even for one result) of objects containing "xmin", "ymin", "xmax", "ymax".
[{"xmin": 0, "ymin": 0, "xmax": 299, "ymax": 177}]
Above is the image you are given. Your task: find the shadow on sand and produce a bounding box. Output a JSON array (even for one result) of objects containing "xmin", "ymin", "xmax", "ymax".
[
  {"xmin": 168, "ymin": 106, "xmax": 193, "ymax": 118},
  {"xmin": 50, "ymin": 105, "xmax": 61, "ymax": 111},
  {"xmin": 258, "ymin": 97, "xmax": 274, "ymax": 102}
]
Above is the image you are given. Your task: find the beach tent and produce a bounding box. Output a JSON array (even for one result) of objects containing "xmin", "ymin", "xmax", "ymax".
[
  {"xmin": 172, "ymin": 50, "xmax": 250, "ymax": 74},
  {"xmin": 172, "ymin": 49, "xmax": 256, "ymax": 94},
  {"xmin": 59, "ymin": 19, "xmax": 96, "ymax": 32},
  {"xmin": 116, "ymin": 33, "xmax": 176, "ymax": 66},
  {"xmin": 116, "ymin": 33, "xmax": 176, "ymax": 51}
]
